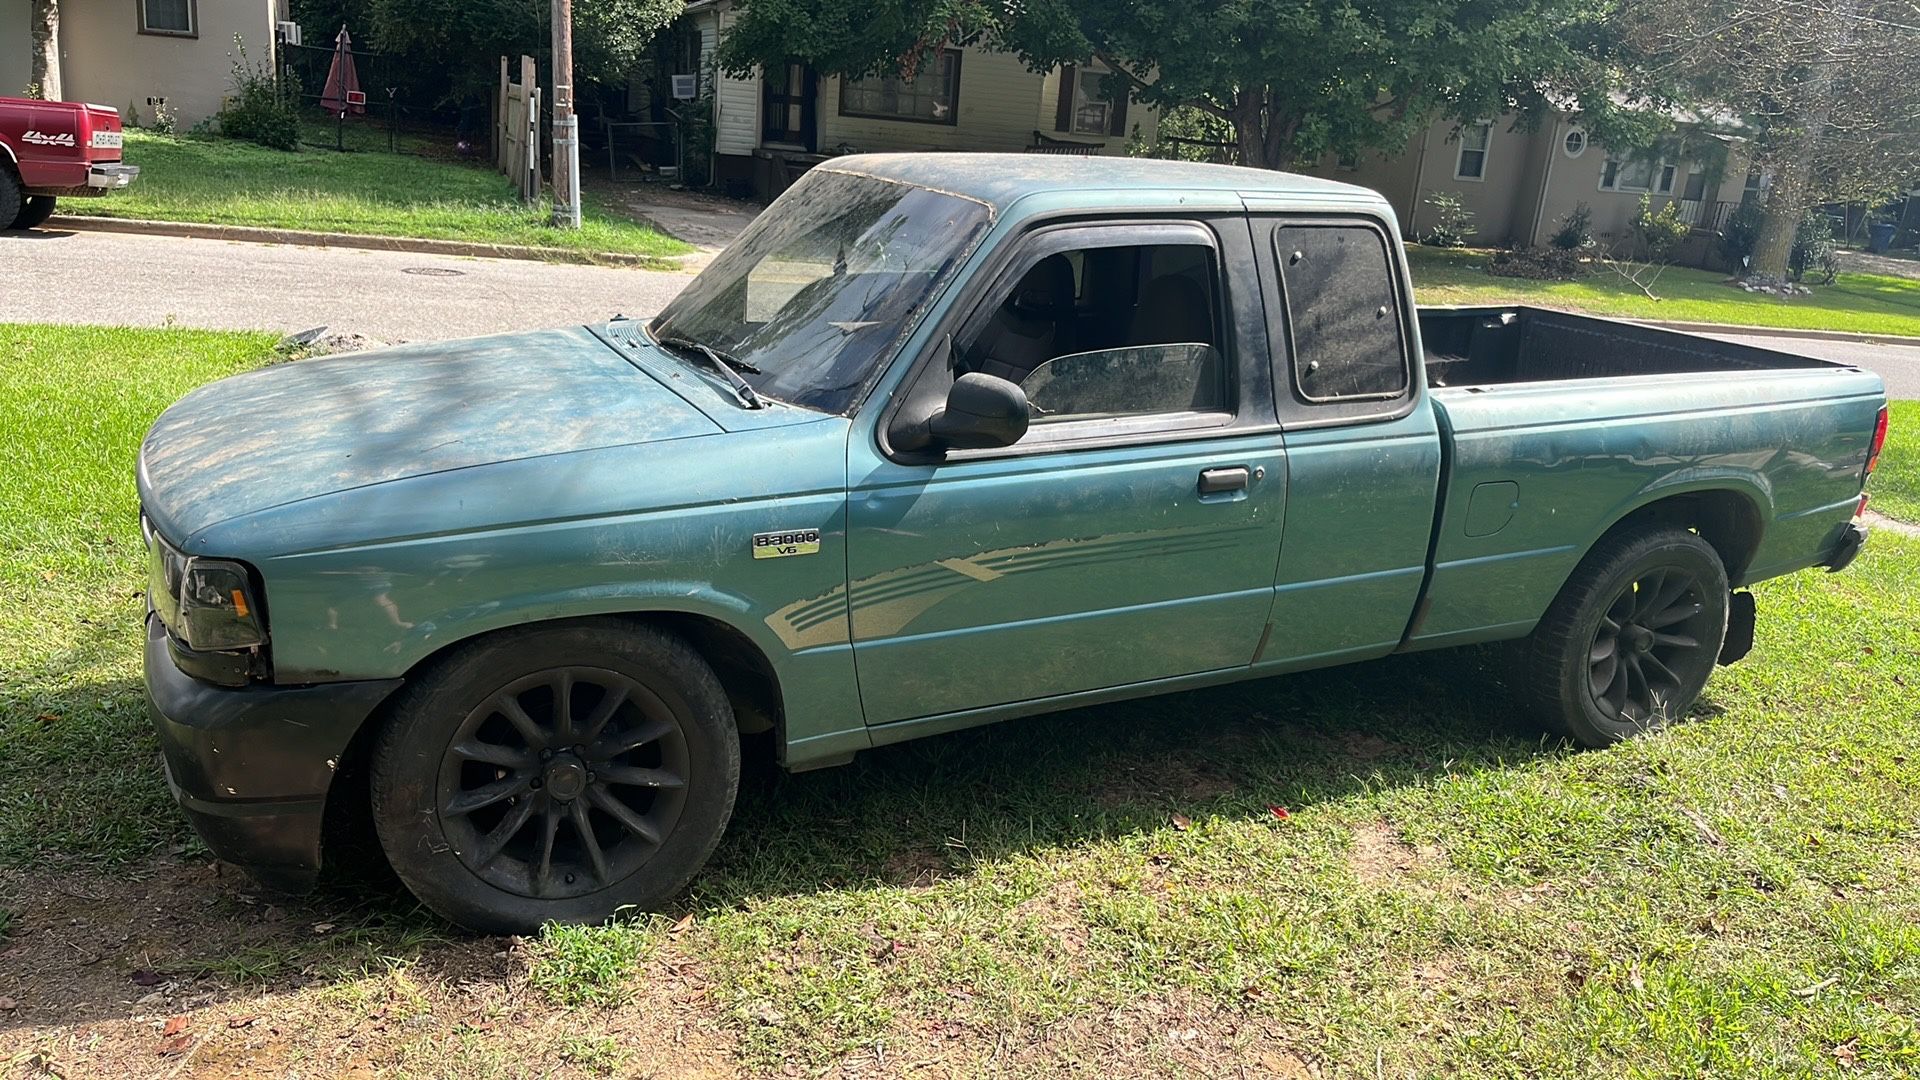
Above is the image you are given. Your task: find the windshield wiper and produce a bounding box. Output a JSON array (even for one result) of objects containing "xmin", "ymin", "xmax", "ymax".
[{"xmin": 655, "ymin": 335, "xmax": 764, "ymax": 410}]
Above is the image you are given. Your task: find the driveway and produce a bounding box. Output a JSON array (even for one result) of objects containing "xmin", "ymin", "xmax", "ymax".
[{"xmin": 5, "ymin": 229, "xmax": 694, "ymax": 343}]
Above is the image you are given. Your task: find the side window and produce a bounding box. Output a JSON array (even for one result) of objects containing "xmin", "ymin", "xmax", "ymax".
[
  {"xmin": 1275, "ymin": 225, "xmax": 1408, "ymax": 402},
  {"xmin": 957, "ymin": 242, "xmax": 1230, "ymax": 426}
]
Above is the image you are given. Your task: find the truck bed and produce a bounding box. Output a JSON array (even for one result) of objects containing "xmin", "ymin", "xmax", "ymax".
[
  {"xmin": 1403, "ymin": 307, "xmax": 1883, "ymax": 654},
  {"xmin": 1420, "ymin": 306, "xmax": 1837, "ymax": 387}
]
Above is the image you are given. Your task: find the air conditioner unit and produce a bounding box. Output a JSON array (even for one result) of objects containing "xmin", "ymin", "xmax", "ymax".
[
  {"xmin": 276, "ymin": 20, "xmax": 301, "ymax": 46},
  {"xmin": 670, "ymin": 74, "xmax": 698, "ymax": 100}
]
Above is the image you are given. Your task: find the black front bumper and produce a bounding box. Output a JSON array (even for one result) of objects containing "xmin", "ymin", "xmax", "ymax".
[{"xmin": 144, "ymin": 616, "xmax": 401, "ymax": 891}]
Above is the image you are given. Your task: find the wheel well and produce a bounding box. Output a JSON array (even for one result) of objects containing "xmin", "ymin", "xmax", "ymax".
[
  {"xmin": 1594, "ymin": 490, "xmax": 1763, "ymax": 582},
  {"xmin": 317, "ymin": 610, "xmax": 787, "ymax": 878}
]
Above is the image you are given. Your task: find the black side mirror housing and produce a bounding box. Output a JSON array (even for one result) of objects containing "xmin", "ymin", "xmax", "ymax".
[{"xmin": 892, "ymin": 373, "xmax": 1030, "ymax": 452}]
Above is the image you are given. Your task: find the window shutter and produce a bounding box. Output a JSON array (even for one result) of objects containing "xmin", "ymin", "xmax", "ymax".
[
  {"xmin": 1107, "ymin": 83, "xmax": 1129, "ymax": 137},
  {"xmin": 1054, "ymin": 65, "xmax": 1075, "ymax": 132}
]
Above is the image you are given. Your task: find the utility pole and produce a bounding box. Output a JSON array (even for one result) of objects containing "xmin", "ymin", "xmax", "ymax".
[{"xmin": 550, "ymin": 0, "xmax": 581, "ymax": 228}]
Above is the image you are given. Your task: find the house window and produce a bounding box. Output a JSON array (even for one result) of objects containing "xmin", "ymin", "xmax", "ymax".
[
  {"xmin": 1600, "ymin": 155, "xmax": 1677, "ymax": 194},
  {"xmin": 838, "ymin": 50, "xmax": 961, "ymax": 126},
  {"xmin": 139, "ymin": 0, "xmax": 196, "ymax": 36},
  {"xmin": 1053, "ymin": 64, "xmax": 1130, "ymax": 138},
  {"xmin": 1454, "ymin": 122, "xmax": 1491, "ymax": 180},
  {"xmin": 1562, "ymin": 129, "xmax": 1587, "ymax": 158}
]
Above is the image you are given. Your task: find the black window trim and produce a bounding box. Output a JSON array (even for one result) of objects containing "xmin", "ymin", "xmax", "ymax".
[
  {"xmin": 837, "ymin": 49, "xmax": 963, "ymax": 127},
  {"xmin": 137, "ymin": 0, "xmax": 197, "ymax": 37},
  {"xmin": 1271, "ymin": 216, "xmax": 1416, "ymax": 407},
  {"xmin": 877, "ymin": 215, "xmax": 1264, "ymax": 465}
]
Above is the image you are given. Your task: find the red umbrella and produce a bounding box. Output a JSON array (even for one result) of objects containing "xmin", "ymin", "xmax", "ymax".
[{"xmin": 319, "ymin": 26, "xmax": 365, "ymax": 116}]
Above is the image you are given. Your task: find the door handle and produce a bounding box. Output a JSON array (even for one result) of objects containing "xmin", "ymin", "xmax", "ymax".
[{"xmin": 1197, "ymin": 466, "xmax": 1250, "ymax": 494}]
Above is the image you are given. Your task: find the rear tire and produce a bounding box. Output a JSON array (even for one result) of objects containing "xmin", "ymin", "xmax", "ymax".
[
  {"xmin": 10, "ymin": 195, "xmax": 56, "ymax": 230},
  {"xmin": 0, "ymin": 171, "xmax": 22, "ymax": 232},
  {"xmin": 1518, "ymin": 527, "xmax": 1729, "ymax": 747},
  {"xmin": 370, "ymin": 620, "xmax": 740, "ymax": 933}
]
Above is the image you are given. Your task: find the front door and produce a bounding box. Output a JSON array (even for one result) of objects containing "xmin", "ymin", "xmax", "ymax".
[
  {"xmin": 762, "ymin": 62, "xmax": 817, "ymax": 150},
  {"xmin": 847, "ymin": 218, "xmax": 1288, "ymax": 725}
]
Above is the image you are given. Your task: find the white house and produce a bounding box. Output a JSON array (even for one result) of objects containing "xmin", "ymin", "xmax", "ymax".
[{"xmin": 657, "ymin": 0, "xmax": 1158, "ymax": 201}]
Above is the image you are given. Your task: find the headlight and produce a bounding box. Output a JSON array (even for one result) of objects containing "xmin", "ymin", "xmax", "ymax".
[
  {"xmin": 144, "ymin": 519, "xmax": 267, "ymax": 651},
  {"xmin": 179, "ymin": 558, "xmax": 267, "ymax": 650}
]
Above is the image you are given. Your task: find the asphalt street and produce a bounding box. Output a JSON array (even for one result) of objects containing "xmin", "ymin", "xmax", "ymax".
[
  {"xmin": 6, "ymin": 228, "xmax": 1920, "ymax": 399},
  {"xmin": 4, "ymin": 228, "xmax": 692, "ymax": 343}
]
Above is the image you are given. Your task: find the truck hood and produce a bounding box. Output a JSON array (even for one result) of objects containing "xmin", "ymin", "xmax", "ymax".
[{"xmin": 140, "ymin": 326, "xmax": 724, "ymax": 543}]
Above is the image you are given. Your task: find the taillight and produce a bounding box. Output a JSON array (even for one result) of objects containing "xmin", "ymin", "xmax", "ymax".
[{"xmin": 1866, "ymin": 405, "xmax": 1889, "ymax": 476}]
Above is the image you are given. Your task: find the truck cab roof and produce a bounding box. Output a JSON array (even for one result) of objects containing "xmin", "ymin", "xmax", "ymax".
[{"xmin": 816, "ymin": 153, "xmax": 1391, "ymax": 215}]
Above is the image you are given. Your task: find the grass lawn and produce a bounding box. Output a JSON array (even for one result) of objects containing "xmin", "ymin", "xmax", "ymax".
[
  {"xmin": 3, "ymin": 324, "xmax": 1918, "ymax": 1075},
  {"xmin": 59, "ymin": 131, "xmax": 692, "ymax": 262},
  {"xmin": 1409, "ymin": 244, "xmax": 1920, "ymax": 338}
]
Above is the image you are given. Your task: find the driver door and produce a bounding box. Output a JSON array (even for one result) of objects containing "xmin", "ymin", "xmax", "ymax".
[{"xmin": 845, "ymin": 219, "xmax": 1289, "ymax": 725}]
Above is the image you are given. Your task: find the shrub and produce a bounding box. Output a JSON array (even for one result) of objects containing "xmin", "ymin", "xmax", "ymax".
[
  {"xmin": 1421, "ymin": 192, "xmax": 1476, "ymax": 248},
  {"xmin": 1789, "ymin": 209, "xmax": 1838, "ymax": 284},
  {"xmin": 216, "ymin": 38, "xmax": 300, "ymax": 151},
  {"xmin": 1489, "ymin": 246, "xmax": 1585, "ymax": 280},
  {"xmin": 1549, "ymin": 202, "xmax": 1593, "ymax": 251},
  {"xmin": 1719, "ymin": 202, "xmax": 1764, "ymax": 269},
  {"xmin": 1631, "ymin": 195, "xmax": 1689, "ymax": 262}
]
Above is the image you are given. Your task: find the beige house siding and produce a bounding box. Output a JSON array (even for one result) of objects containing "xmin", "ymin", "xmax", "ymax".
[
  {"xmin": 1, "ymin": 0, "xmax": 30, "ymax": 98},
  {"xmin": 708, "ymin": 7, "xmax": 759, "ymax": 157},
  {"xmin": 56, "ymin": 0, "xmax": 279, "ymax": 126},
  {"xmin": 1303, "ymin": 111, "xmax": 1753, "ymax": 254}
]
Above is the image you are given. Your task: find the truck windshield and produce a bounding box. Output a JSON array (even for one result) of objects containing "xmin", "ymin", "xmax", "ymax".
[{"xmin": 647, "ymin": 169, "xmax": 993, "ymax": 415}]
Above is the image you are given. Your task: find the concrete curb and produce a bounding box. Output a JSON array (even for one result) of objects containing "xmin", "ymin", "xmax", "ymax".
[
  {"xmin": 44, "ymin": 214, "xmax": 695, "ymax": 271},
  {"xmin": 1633, "ymin": 318, "xmax": 1920, "ymax": 348}
]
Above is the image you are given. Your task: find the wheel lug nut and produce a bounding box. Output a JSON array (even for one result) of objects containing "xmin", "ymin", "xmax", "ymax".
[
  {"xmin": 539, "ymin": 749, "xmax": 552, "ymax": 761},
  {"xmin": 586, "ymin": 773, "xmax": 596, "ymax": 784}
]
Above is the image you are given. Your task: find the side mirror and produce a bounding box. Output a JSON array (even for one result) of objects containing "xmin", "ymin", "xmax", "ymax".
[{"xmin": 893, "ymin": 373, "xmax": 1030, "ymax": 452}]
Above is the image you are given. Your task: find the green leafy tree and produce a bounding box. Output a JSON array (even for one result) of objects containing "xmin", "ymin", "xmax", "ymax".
[
  {"xmin": 721, "ymin": 0, "xmax": 1665, "ymax": 171},
  {"xmin": 1618, "ymin": 0, "xmax": 1920, "ymax": 280},
  {"xmin": 294, "ymin": 0, "xmax": 683, "ymax": 103}
]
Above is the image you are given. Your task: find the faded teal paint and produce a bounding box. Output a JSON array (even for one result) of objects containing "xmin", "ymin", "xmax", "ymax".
[{"xmin": 136, "ymin": 154, "xmax": 1887, "ymax": 779}]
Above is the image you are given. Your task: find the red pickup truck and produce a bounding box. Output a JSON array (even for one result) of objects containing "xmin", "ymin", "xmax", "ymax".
[{"xmin": 0, "ymin": 95, "xmax": 139, "ymax": 231}]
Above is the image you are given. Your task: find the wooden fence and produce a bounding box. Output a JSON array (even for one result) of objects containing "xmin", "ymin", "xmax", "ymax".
[{"xmin": 494, "ymin": 55, "xmax": 542, "ymax": 202}]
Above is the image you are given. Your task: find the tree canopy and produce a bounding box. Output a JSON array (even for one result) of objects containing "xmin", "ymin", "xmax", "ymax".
[
  {"xmin": 721, "ymin": 0, "xmax": 1665, "ymax": 170},
  {"xmin": 292, "ymin": 0, "xmax": 684, "ymax": 106},
  {"xmin": 1617, "ymin": 0, "xmax": 1920, "ymax": 278}
]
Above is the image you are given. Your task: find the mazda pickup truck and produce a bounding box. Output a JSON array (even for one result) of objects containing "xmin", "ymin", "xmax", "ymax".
[
  {"xmin": 139, "ymin": 155, "xmax": 1888, "ymax": 931},
  {"xmin": 1, "ymin": 95, "xmax": 138, "ymax": 230}
]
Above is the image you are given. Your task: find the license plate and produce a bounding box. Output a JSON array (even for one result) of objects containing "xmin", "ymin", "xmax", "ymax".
[{"xmin": 91, "ymin": 130, "xmax": 123, "ymax": 150}]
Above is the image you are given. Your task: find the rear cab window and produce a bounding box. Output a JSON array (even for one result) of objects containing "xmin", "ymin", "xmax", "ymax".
[{"xmin": 1262, "ymin": 219, "xmax": 1416, "ymax": 425}]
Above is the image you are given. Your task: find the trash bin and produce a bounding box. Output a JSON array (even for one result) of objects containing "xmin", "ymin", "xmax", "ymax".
[{"xmin": 1870, "ymin": 221, "xmax": 1897, "ymax": 253}]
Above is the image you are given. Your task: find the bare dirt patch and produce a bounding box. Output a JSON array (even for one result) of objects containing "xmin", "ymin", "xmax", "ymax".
[
  {"xmin": 0, "ymin": 860, "xmax": 735, "ymax": 1079},
  {"xmin": 1346, "ymin": 821, "xmax": 1442, "ymax": 890}
]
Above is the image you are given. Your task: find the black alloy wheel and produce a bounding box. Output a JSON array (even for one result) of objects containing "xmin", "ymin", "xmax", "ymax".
[
  {"xmin": 439, "ymin": 667, "xmax": 691, "ymax": 900},
  {"xmin": 1585, "ymin": 566, "xmax": 1717, "ymax": 727},
  {"xmin": 370, "ymin": 621, "xmax": 739, "ymax": 933},
  {"xmin": 1519, "ymin": 526, "xmax": 1730, "ymax": 747}
]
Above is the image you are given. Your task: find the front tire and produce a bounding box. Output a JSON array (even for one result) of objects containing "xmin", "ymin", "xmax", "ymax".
[
  {"xmin": 0, "ymin": 171, "xmax": 22, "ymax": 232},
  {"xmin": 370, "ymin": 621, "xmax": 740, "ymax": 933},
  {"xmin": 1519, "ymin": 527, "xmax": 1729, "ymax": 747},
  {"xmin": 10, "ymin": 195, "xmax": 56, "ymax": 230}
]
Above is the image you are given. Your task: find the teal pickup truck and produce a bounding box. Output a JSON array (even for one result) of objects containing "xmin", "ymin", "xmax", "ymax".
[{"xmin": 140, "ymin": 155, "xmax": 1888, "ymax": 931}]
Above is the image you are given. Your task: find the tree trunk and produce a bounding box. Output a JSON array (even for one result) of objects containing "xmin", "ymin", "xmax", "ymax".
[
  {"xmin": 1747, "ymin": 0, "xmax": 1851, "ymax": 280},
  {"xmin": 30, "ymin": 0, "xmax": 60, "ymax": 101},
  {"xmin": 1749, "ymin": 159, "xmax": 1810, "ymax": 280},
  {"xmin": 1229, "ymin": 89, "xmax": 1298, "ymax": 171}
]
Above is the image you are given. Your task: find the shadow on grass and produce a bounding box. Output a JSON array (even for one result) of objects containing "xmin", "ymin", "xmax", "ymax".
[{"xmin": 0, "ymin": 643, "xmax": 1569, "ymax": 1033}]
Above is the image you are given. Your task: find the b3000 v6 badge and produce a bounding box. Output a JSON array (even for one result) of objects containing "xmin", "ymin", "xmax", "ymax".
[{"xmin": 752, "ymin": 528, "xmax": 821, "ymax": 559}]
